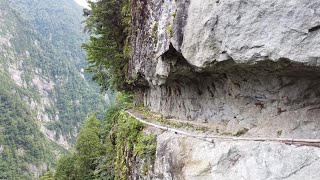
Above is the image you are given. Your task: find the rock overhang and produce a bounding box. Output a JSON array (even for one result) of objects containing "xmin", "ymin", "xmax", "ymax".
[
  {"xmin": 129, "ymin": 0, "xmax": 320, "ymax": 138},
  {"xmin": 130, "ymin": 0, "xmax": 320, "ymax": 83}
]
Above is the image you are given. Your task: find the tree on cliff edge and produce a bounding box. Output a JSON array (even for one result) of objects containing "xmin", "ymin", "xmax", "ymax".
[
  {"xmin": 55, "ymin": 114, "xmax": 103, "ymax": 180},
  {"xmin": 82, "ymin": 0, "xmax": 131, "ymax": 92}
]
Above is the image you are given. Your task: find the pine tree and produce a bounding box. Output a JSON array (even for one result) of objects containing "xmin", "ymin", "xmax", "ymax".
[{"xmin": 83, "ymin": 0, "xmax": 130, "ymax": 91}]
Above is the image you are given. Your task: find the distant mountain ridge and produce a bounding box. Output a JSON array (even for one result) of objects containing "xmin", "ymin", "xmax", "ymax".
[{"xmin": 0, "ymin": 0, "xmax": 107, "ymax": 178}]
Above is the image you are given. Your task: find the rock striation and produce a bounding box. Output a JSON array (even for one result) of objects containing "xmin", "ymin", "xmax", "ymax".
[
  {"xmin": 130, "ymin": 0, "xmax": 320, "ymax": 138},
  {"xmin": 129, "ymin": 0, "xmax": 320, "ymax": 180},
  {"xmin": 129, "ymin": 1, "xmax": 320, "ymax": 179},
  {"xmin": 154, "ymin": 132, "xmax": 320, "ymax": 180}
]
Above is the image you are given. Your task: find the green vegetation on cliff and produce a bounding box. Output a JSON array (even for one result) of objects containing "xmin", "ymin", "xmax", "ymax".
[
  {"xmin": 83, "ymin": 0, "xmax": 131, "ymax": 91},
  {"xmin": 0, "ymin": 78, "xmax": 60, "ymax": 179},
  {"xmin": 0, "ymin": 0, "xmax": 109, "ymax": 178},
  {"xmin": 51, "ymin": 93, "xmax": 156, "ymax": 180},
  {"xmin": 10, "ymin": 0, "xmax": 109, "ymax": 142},
  {"xmin": 54, "ymin": 114, "xmax": 104, "ymax": 180}
]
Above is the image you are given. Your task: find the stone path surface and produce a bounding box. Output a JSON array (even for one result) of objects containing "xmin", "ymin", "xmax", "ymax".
[
  {"xmin": 127, "ymin": 109, "xmax": 320, "ymax": 147},
  {"xmin": 126, "ymin": 109, "xmax": 320, "ymax": 180}
]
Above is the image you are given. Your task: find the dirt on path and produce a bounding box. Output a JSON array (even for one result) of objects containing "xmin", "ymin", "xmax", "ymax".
[{"xmin": 127, "ymin": 109, "xmax": 320, "ymax": 147}]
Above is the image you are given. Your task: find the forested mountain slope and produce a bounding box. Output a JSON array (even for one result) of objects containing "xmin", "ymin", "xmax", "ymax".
[
  {"xmin": 0, "ymin": 0, "xmax": 108, "ymax": 178},
  {"xmin": 72, "ymin": 0, "xmax": 320, "ymax": 179}
]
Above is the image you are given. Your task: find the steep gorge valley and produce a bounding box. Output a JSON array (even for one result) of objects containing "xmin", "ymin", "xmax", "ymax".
[
  {"xmin": 1, "ymin": 0, "xmax": 320, "ymax": 180},
  {"xmin": 0, "ymin": 0, "xmax": 108, "ymax": 178}
]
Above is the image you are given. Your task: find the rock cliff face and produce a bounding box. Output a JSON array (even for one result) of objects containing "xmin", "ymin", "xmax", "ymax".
[
  {"xmin": 154, "ymin": 132, "xmax": 320, "ymax": 180},
  {"xmin": 130, "ymin": 0, "xmax": 320, "ymax": 138},
  {"xmin": 129, "ymin": 0, "xmax": 320, "ymax": 179},
  {"xmin": 0, "ymin": 0, "xmax": 107, "ymax": 178}
]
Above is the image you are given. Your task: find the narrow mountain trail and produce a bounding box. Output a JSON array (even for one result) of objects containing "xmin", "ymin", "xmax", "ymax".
[{"xmin": 126, "ymin": 109, "xmax": 320, "ymax": 147}]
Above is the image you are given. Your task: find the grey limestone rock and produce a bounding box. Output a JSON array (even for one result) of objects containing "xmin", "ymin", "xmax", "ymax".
[
  {"xmin": 153, "ymin": 132, "xmax": 320, "ymax": 180},
  {"xmin": 130, "ymin": 0, "xmax": 320, "ymax": 138},
  {"xmin": 129, "ymin": 1, "xmax": 320, "ymax": 179}
]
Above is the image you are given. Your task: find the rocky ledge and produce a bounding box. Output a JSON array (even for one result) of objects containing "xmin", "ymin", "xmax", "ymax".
[
  {"xmin": 129, "ymin": 0, "xmax": 320, "ymax": 139},
  {"xmin": 154, "ymin": 131, "xmax": 320, "ymax": 180}
]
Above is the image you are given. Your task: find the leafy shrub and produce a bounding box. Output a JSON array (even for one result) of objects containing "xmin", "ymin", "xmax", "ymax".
[{"xmin": 50, "ymin": 93, "xmax": 156, "ymax": 179}]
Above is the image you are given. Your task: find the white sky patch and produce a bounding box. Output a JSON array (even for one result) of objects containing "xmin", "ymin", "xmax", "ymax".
[{"xmin": 74, "ymin": 0, "xmax": 89, "ymax": 8}]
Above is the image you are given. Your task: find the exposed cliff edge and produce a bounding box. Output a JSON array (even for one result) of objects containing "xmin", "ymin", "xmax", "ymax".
[
  {"xmin": 154, "ymin": 132, "xmax": 320, "ymax": 180},
  {"xmin": 127, "ymin": 110, "xmax": 320, "ymax": 180},
  {"xmin": 129, "ymin": 0, "xmax": 320, "ymax": 139},
  {"xmin": 126, "ymin": 0, "xmax": 320, "ymax": 179}
]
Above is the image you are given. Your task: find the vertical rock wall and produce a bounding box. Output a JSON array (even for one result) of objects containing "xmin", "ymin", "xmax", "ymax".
[
  {"xmin": 154, "ymin": 132, "xmax": 320, "ymax": 180},
  {"xmin": 130, "ymin": 0, "xmax": 320, "ymax": 138},
  {"xmin": 129, "ymin": 1, "xmax": 320, "ymax": 179}
]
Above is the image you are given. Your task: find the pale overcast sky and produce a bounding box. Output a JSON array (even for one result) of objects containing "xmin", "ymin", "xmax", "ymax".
[{"xmin": 74, "ymin": 0, "xmax": 89, "ymax": 8}]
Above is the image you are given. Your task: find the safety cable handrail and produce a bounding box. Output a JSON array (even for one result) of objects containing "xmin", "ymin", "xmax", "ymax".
[{"xmin": 125, "ymin": 111, "xmax": 320, "ymax": 147}]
